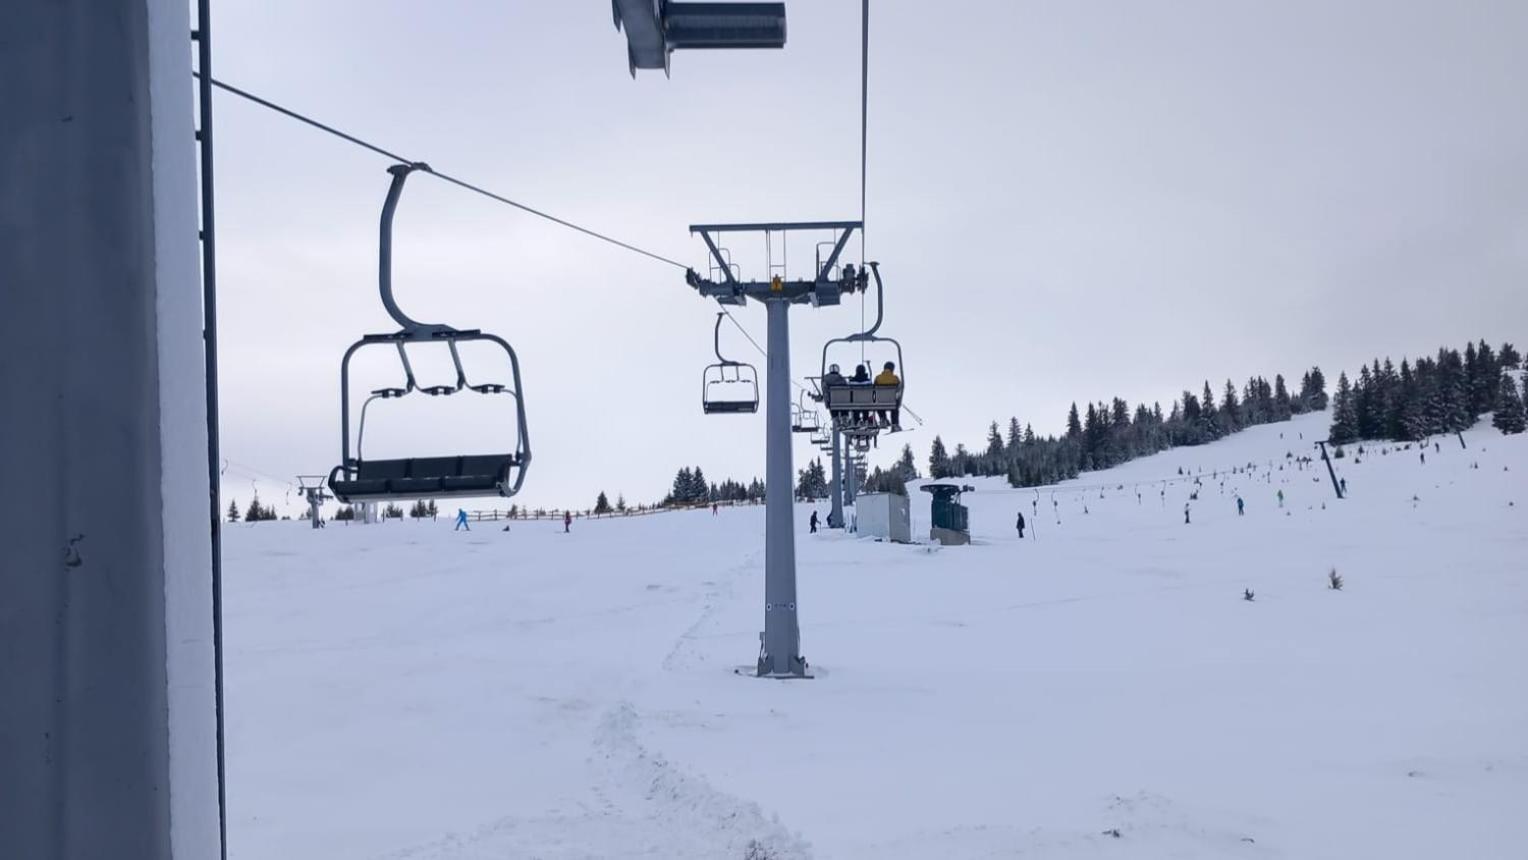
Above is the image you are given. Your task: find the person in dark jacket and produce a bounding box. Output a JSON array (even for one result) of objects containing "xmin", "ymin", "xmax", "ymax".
[
  {"xmin": 849, "ymin": 364, "xmax": 872, "ymax": 427},
  {"xmin": 1015, "ymin": 511, "xmax": 1026, "ymax": 539},
  {"xmin": 809, "ymin": 510, "xmax": 820, "ymax": 533},
  {"xmin": 563, "ymin": 510, "xmax": 573, "ymax": 533}
]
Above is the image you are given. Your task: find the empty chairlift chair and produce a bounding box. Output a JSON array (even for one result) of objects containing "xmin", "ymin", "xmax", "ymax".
[
  {"xmin": 701, "ymin": 312, "xmax": 760, "ymax": 414},
  {"xmin": 791, "ymin": 391, "xmax": 822, "ymax": 434},
  {"xmin": 328, "ymin": 163, "xmax": 530, "ymax": 504}
]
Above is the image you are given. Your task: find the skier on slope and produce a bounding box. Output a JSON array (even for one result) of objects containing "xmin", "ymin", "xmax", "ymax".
[
  {"xmin": 1015, "ymin": 511, "xmax": 1026, "ymax": 539},
  {"xmin": 1184, "ymin": 502, "xmax": 1191, "ymax": 525},
  {"xmin": 1277, "ymin": 489, "xmax": 1285, "ymax": 508},
  {"xmin": 1236, "ymin": 496, "xmax": 1245, "ymax": 516},
  {"xmin": 809, "ymin": 511, "xmax": 820, "ymax": 534},
  {"xmin": 563, "ymin": 510, "xmax": 572, "ymax": 533},
  {"xmin": 454, "ymin": 508, "xmax": 470, "ymax": 531}
]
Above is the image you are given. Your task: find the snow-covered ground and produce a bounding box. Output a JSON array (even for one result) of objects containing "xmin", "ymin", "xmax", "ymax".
[{"xmin": 225, "ymin": 411, "xmax": 1528, "ymax": 859}]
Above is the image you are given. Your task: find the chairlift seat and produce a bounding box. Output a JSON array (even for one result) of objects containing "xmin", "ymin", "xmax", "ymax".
[
  {"xmin": 329, "ymin": 453, "xmax": 520, "ymax": 502},
  {"xmin": 704, "ymin": 398, "xmax": 759, "ymax": 415}
]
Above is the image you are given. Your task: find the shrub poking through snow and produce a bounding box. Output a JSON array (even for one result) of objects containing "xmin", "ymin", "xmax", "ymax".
[
  {"xmin": 1244, "ymin": 588, "xmax": 1255, "ymax": 602},
  {"xmin": 1328, "ymin": 569, "xmax": 1344, "ymax": 591}
]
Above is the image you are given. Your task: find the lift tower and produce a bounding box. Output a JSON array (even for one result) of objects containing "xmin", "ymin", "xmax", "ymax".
[{"xmin": 687, "ymin": 221, "xmax": 864, "ymax": 676}]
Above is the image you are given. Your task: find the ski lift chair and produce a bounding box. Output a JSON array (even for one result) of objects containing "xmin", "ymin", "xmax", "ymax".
[
  {"xmin": 819, "ymin": 262, "xmax": 903, "ymax": 436},
  {"xmin": 791, "ymin": 391, "xmax": 822, "ymax": 434},
  {"xmin": 702, "ymin": 313, "xmax": 760, "ymax": 414},
  {"xmin": 328, "ymin": 163, "xmax": 530, "ymax": 504}
]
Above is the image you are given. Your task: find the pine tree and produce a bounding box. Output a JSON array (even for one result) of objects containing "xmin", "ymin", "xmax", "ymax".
[
  {"xmin": 1472, "ymin": 340, "xmax": 1499, "ymax": 416},
  {"xmin": 594, "ymin": 491, "xmax": 612, "ymax": 514},
  {"xmin": 985, "ymin": 421, "xmax": 1005, "ymax": 461},
  {"xmin": 669, "ymin": 468, "xmax": 692, "ymax": 506},
  {"xmin": 1199, "ymin": 381, "xmax": 1220, "ymax": 440},
  {"xmin": 616, "ymin": 494, "xmax": 627, "ymax": 512},
  {"xmin": 1273, "ymin": 374, "xmax": 1292, "ymax": 420},
  {"xmin": 1492, "ymin": 371, "xmax": 1526, "ymax": 434},
  {"xmin": 1329, "ymin": 371, "xmax": 1359, "ymax": 443},
  {"xmin": 1499, "ymin": 342, "xmax": 1521, "ymax": 370},
  {"xmin": 1065, "ymin": 403, "xmax": 1083, "ymax": 439},
  {"xmin": 897, "ymin": 444, "xmax": 919, "ymax": 480},
  {"xmin": 1220, "ymin": 380, "xmax": 1240, "ymax": 434},
  {"xmin": 929, "ymin": 436, "xmax": 951, "ymax": 478},
  {"xmin": 1006, "ymin": 417, "xmax": 1023, "ymax": 454},
  {"xmin": 427, "ymin": 500, "xmax": 438, "ymax": 518},
  {"xmin": 227, "ymin": 499, "xmax": 240, "ymax": 523},
  {"xmin": 1303, "ymin": 367, "xmax": 1329, "ymax": 411},
  {"xmin": 1438, "ymin": 347, "xmax": 1472, "ymax": 431},
  {"xmin": 245, "ymin": 495, "xmax": 264, "ymax": 523}
]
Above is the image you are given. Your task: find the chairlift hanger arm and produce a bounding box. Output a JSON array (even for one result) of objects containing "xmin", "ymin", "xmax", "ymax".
[
  {"xmin": 849, "ymin": 260, "xmax": 884, "ymax": 338},
  {"xmin": 380, "ymin": 163, "xmax": 454, "ymax": 335},
  {"xmin": 713, "ymin": 312, "xmax": 740, "ymax": 365}
]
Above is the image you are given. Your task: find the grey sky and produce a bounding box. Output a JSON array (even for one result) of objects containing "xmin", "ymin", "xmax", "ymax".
[{"xmin": 212, "ymin": 1, "xmax": 1528, "ymax": 512}]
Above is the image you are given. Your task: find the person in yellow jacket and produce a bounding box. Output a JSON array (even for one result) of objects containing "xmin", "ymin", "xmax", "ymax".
[{"xmin": 873, "ymin": 361, "xmax": 901, "ymax": 430}]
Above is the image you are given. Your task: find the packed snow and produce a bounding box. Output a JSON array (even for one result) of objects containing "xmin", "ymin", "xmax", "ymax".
[{"xmin": 225, "ymin": 411, "xmax": 1528, "ymax": 859}]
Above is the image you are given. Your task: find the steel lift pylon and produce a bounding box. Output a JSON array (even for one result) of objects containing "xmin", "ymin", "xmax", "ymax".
[{"xmin": 686, "ymin": 220, "xmax": 865, "ymax": 676}]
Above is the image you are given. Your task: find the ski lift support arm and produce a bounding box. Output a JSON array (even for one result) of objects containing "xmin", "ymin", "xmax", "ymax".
[{"xmin": 686, "ymin": 221, "xmax": 864, "ymax": 306}]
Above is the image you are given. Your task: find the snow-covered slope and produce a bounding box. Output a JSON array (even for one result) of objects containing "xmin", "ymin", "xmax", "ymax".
[{"xmin": 225, "ymin": 411, "xmax": 1528, "ymax": 859}]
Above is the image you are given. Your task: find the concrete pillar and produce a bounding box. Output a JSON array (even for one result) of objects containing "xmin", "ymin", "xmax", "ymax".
[{"xmin": 0, "ymin": 1, "xmax": 223, "ymax": 856}]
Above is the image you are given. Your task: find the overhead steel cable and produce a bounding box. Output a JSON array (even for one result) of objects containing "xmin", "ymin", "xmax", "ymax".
[{"xmin": 201, "ymin": 75, "xmax": 688, "ymax": 271}]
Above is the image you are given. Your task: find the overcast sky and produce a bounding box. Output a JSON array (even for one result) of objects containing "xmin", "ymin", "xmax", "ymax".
[{"xmin": 211, "ymin": 0, "xmax": 1528, "ymax": 514}]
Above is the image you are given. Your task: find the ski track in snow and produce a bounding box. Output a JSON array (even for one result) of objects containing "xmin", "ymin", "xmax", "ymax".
[{"xmin": 371, "ymin": 702, "xmax": 810, "ymax": 860}]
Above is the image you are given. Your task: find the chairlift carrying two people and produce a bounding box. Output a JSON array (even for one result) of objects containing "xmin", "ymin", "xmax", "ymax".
[{"xmin": 328, "ymin": 163, "xmax": 531, "ymax": 504}]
